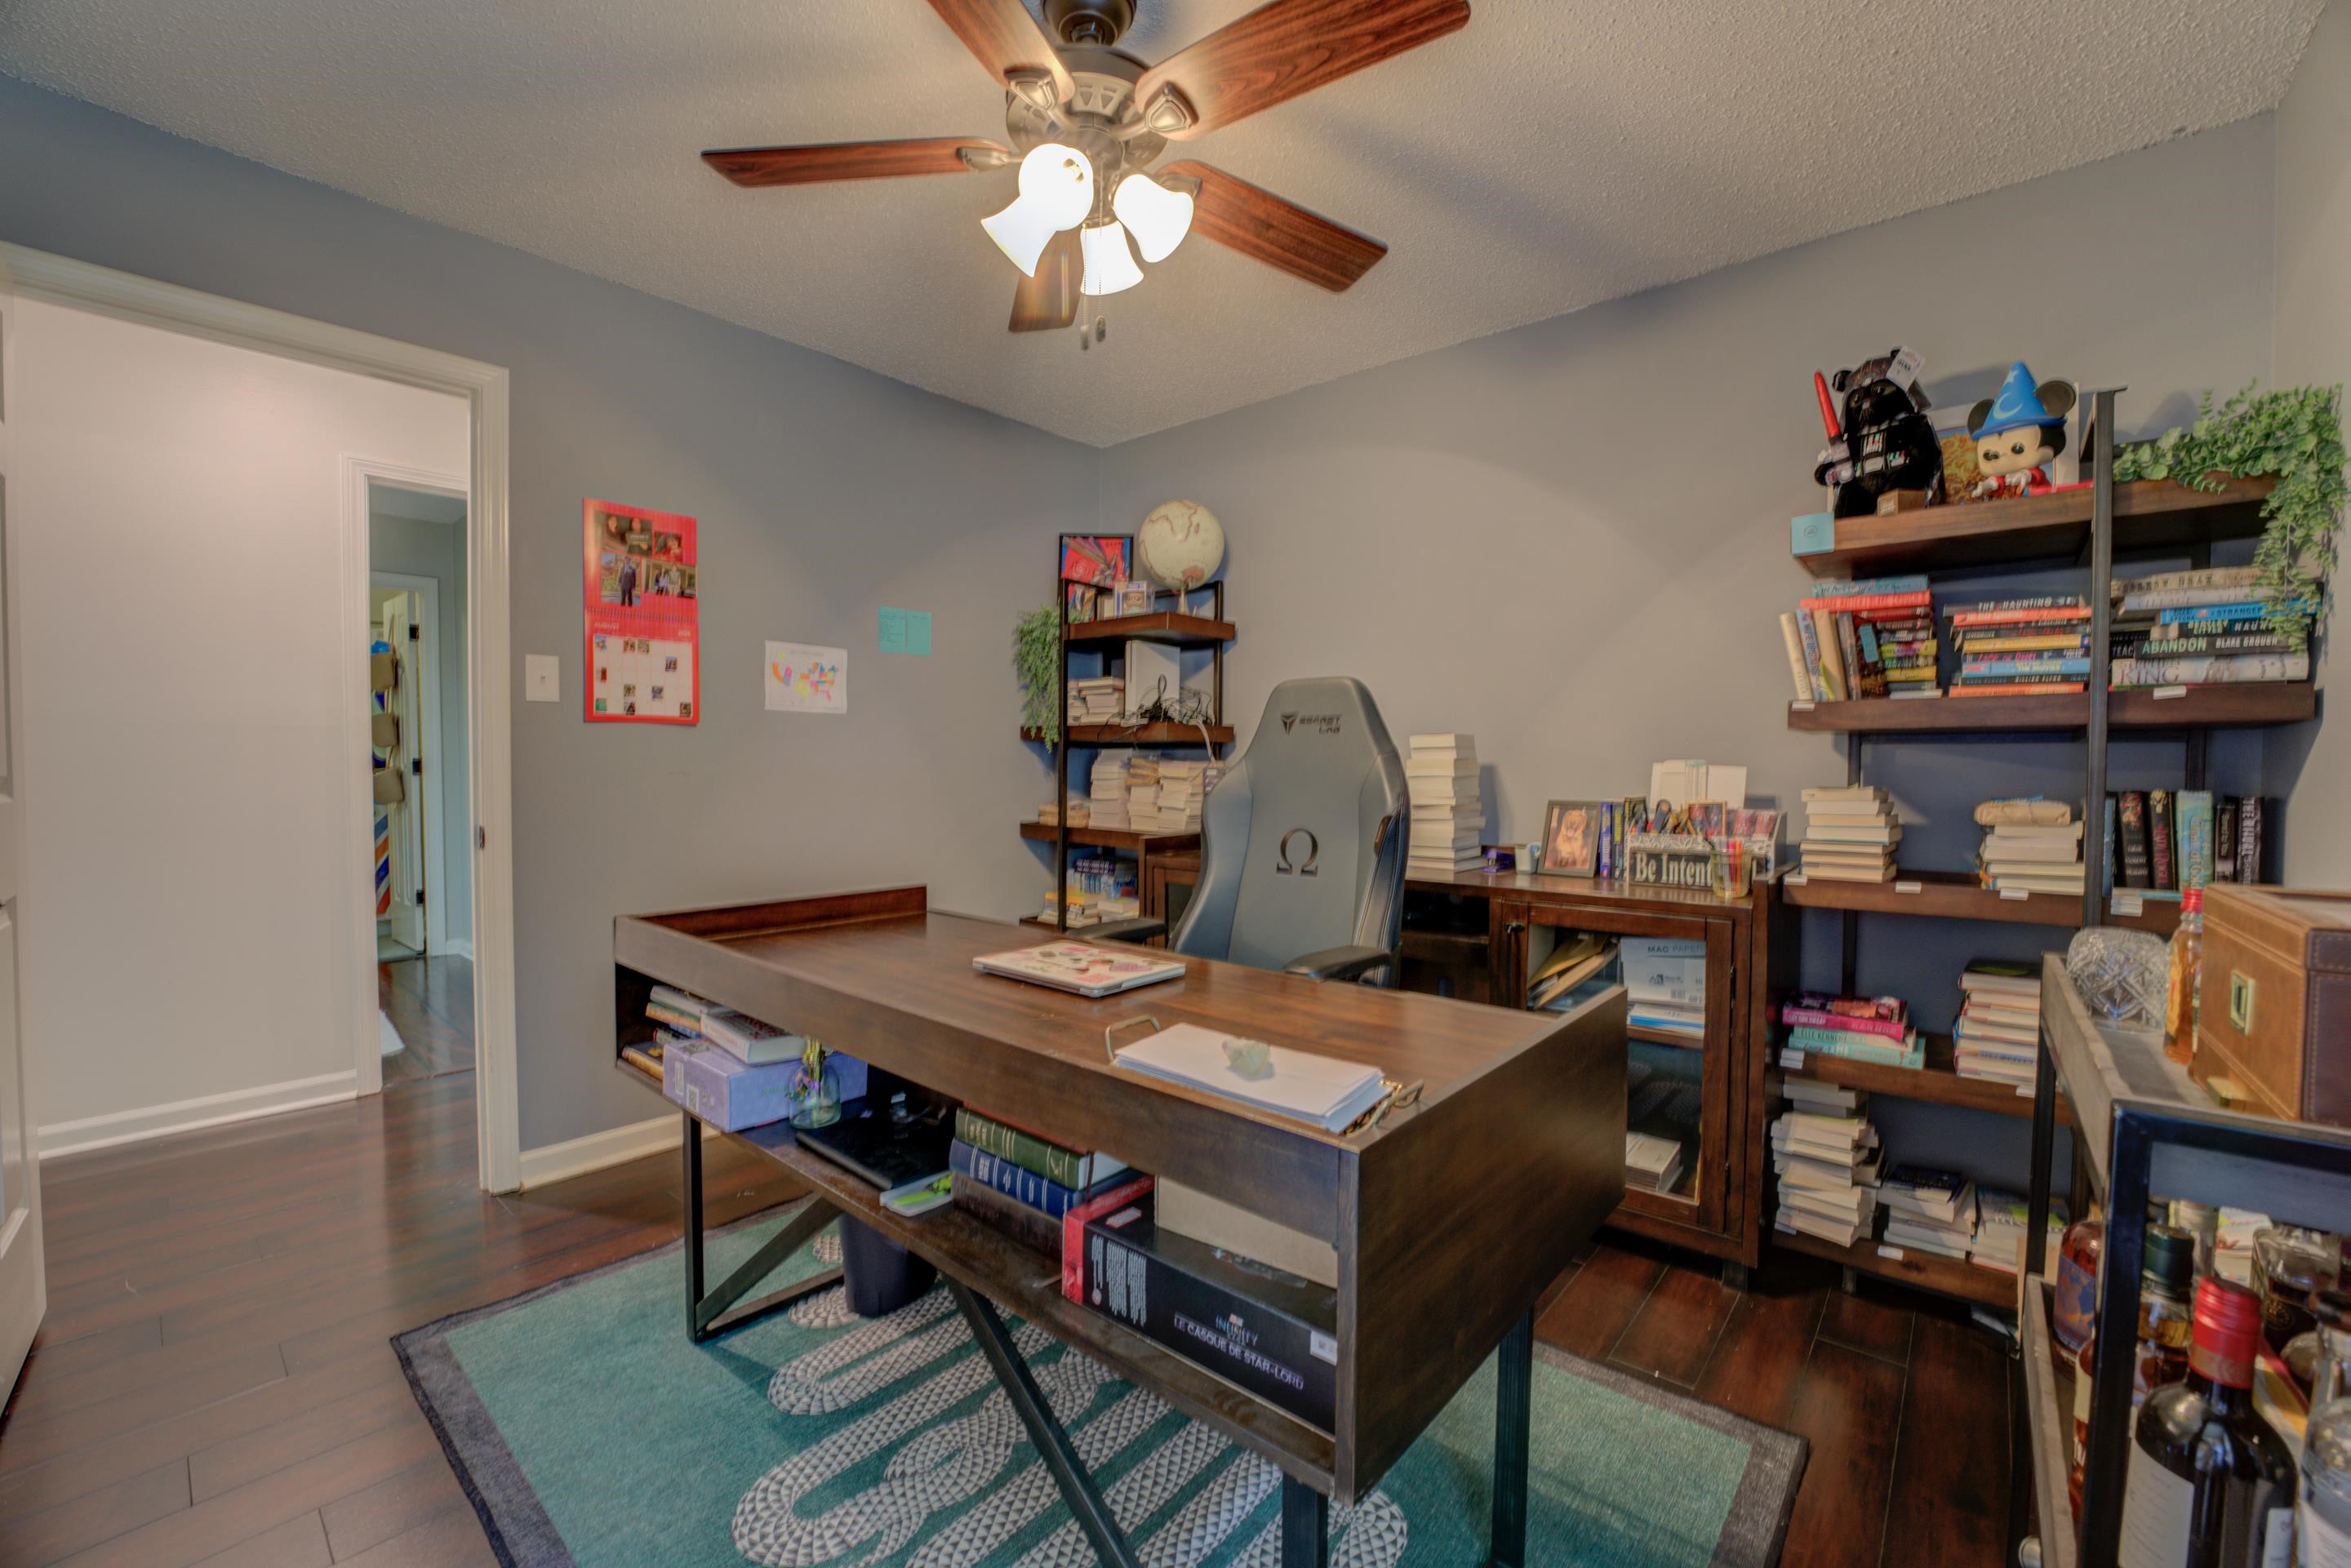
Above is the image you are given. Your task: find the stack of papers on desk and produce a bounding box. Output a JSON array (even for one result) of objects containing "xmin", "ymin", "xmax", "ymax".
[
  {"xmin": 1406, "ymin": 734, "xmax": 1484, "ymax": 873},
  {"xmin": 1113, "ymin": 1023, "xmax": 1387, "ymax": 1132}
]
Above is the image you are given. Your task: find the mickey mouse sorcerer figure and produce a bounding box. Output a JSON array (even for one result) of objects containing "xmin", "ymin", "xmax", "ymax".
[{"xmin": 1967, "ymin": 362, "xmax": 2077, "ymax": 501}]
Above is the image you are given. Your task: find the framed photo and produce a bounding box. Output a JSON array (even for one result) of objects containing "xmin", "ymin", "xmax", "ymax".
[
  {"xmin": 1115, "ymin": 580, "xmax": 1154, "ymax": 615},
  {"xmin": 1538, "ymin": 799, "xmax": 1603, "ymax": 878}
]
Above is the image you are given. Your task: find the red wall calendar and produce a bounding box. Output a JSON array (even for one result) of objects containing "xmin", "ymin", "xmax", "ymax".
[{"xmin": 582, "ymin": 499, "xmax": 700, "ymax": 724}]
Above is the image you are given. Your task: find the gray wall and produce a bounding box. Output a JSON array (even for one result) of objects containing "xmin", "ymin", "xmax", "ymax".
[
  {"xmin": 371, "ymin": 505, "xmax": 473, "ymax": 944},
  {"xmin": 0, "ymin": 75, "xmax": 1096, "ymax": 1153},
  {"xmin": 2271, "ymin": 0, "xmax": 2351, "ymax": 884},
  {"xmin": 1096, "ymin": 120, "xmax": 2282, "ymax": 1185}
]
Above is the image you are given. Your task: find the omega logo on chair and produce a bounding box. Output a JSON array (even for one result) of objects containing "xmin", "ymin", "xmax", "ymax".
[{"xmin": 1276, "ymin": 828, "xmax": 1320, "ymax": 877}]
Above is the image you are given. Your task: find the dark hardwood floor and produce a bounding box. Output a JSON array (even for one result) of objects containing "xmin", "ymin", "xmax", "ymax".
[
  {"xmin": 0, "ymin": 1074, "xmax": 2015, "ymax": 1566},
  {"xmin": 377, "ymin": 956, "xmax": 474, "ymax": 1086}
]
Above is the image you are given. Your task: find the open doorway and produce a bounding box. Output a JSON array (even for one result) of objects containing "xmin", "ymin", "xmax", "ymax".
[{"xmin": 367, "ymin": 478, "xmax": 474, "ymax": 1089}]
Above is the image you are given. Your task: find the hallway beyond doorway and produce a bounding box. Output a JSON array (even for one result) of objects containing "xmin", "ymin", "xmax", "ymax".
[{"xmin": 377, "ymin": 955, "xmax": 474, "ymax": 1087}]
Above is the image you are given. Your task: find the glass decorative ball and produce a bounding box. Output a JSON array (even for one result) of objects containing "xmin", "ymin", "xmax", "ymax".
[{"xmin": 2065, "ymin": 926, "xmax": 2171, "ymax": 1028}]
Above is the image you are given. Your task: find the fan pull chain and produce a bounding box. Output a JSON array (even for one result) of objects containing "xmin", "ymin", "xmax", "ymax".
[{"xmin": 1077, "ymin": 313, "xmax": 1107, "ymax": 352}]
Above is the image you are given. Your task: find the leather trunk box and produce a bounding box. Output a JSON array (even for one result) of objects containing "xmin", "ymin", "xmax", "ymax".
[{"xmin": 2192, "ymin": 885, "xmax": 2351, "ymax": 1125}]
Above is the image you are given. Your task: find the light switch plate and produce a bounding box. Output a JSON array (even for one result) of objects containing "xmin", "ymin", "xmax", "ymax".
[{"xmin": 525, "ymin": 654, "xmax": 560, "ymax": 703}]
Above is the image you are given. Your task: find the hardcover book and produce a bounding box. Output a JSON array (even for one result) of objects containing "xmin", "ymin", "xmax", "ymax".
[
  {"xmin": 953, "ymin": 1108, "xmax": 1128, "ymax": 1191},
  {"xmin": 2118, "ymin": 792, "xmax": 2152, "ymax": 889},
  {"xmin": 2149, "ymin": 789, "xmax": 2175, "ymax": 891}
]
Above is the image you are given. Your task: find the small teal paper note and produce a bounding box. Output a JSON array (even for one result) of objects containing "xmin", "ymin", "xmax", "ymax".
[
  {"xmin": 878, "ymin": 607, "xmax": 932, "ymax": 656},
  {"xmin": 1790, "ymin": 512, "xmax": 1835, "ymax": 556}
]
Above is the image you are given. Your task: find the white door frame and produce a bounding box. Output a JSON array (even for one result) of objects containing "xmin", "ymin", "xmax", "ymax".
[
  {"xmin": 2, "ymin": 242, "xmax": 525, "ymax": 1193},
  {"xmin": 364, "ymin": 504, "xmax": 463, "ymax": 963}
]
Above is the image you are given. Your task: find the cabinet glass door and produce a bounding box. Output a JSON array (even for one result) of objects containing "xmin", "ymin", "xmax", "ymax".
[{"xmin": 1500, "ymin": 901, "xmax": 1735, "ymax": 1239}]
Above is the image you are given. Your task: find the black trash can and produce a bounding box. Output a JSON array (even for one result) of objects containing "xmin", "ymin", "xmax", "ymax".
[{"xmin": 838, "ymin": 1215, "xmax": 936, "ymax": 1317}]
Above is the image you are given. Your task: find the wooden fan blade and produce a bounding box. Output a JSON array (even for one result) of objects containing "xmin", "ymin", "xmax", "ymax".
[
  {"xmin": 1163, "ymin": 160, "xmax": 1387, "ymax": 291},
  {"xmin": 923, "ymin": 0, "xmax": 1076, "ymax": 102},
  {"xmin": 1136, "ymin": 0, "xmax": 1469, "ymax": 140},
  {"xmin": 1009, "ymin": 230, "xmax": 1083, "ymax": 332},
  {"xmin": 702, "ymin": 138, "xmax": 1011, "ymax": 188}
]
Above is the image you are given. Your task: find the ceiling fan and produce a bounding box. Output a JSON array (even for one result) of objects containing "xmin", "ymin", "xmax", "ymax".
[{"xmin": 702, "ymin": 0, "xmax": 1472, "ymax": 333}]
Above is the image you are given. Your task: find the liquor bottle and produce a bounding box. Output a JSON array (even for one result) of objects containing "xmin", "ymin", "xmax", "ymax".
[
  {"xmin": 2133, "ymin": 1225, "xmax": 2196, "ymax": 1406},
  {"xmin": 2057, "ymin": 1211, "xmax": 2107, "ymax": 1354},
  {"xmin": 2163, "ymin": 886, "xmax": 2204, "ymax": 1066},
  {"xmin": 2119, "ymin": 1277, "xmax": 2295, "ymax": 1567},
  {"xmin": 2300, "ymin": 1290, "xmax": 2351, "ymax": 1566}
]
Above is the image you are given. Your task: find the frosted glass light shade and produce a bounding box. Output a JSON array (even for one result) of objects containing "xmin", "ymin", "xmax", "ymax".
[
  {"xmin": 1079, "ymin": 221, "xmax": 1143, "ymax": 295},
  {"xmin": 981, "ymin": 144, "xmax": 1094, "ymax": 277},
  {"xmin": 1113, "ymin": 174, "xmax": 1193, "ymax": 264}
]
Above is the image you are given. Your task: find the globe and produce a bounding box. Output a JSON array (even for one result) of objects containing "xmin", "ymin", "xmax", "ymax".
[{"xmin": 1135, "ymin": 500, "xmax": 1225, "ymax": 592}]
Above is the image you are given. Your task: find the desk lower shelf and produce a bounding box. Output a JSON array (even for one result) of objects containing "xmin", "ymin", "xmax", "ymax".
[
  {"xmin": 1773, "ymin": 1224, "xmax": 2017, "ymax": 1312},
  {"xmin": 616, "ymin": 1056, "xmax": 1341, "ymax": 1492}
]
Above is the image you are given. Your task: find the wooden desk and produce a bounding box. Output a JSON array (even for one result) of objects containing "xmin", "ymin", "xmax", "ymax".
[{"xmin": 613, "ymin": 886, "xmax": 1624, "ymax": 1567}]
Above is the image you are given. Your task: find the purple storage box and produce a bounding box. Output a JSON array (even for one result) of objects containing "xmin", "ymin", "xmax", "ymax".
[{"xmin": 662, "ymin": 1042, "xmax": 869, "ymax": 1131}]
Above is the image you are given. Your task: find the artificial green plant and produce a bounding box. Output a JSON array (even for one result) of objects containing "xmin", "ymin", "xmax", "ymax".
[
  {"xmin": 2112, "ymin": 382, "xmax": 2344, "ymax": 646},
  {"xmin": 1013, "ymin": 602, "xmax": 1063, "ymax": 745}
]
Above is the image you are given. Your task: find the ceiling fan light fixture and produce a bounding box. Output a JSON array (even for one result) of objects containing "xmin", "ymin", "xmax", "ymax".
[
  {"xmin": 1112, "ymin": 173, "xmax": 1194, "ymax": 264},
  {"xmin": 1078, "ymin": 220, "xmax": 1144, "ymax": 296},
  {"xmin": 981, "ymin": 143, "xmax": 1096, "ymax": 276}
]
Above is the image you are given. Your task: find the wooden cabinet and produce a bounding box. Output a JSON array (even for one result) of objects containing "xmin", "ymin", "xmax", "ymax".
[
  {"xmin": 1142, "ymin": 851, "xmax": 1199, "ymax": 947},
  {"xmin": 1402, "ymin": 872, "xmax": 1783, "ymax": 1273}
]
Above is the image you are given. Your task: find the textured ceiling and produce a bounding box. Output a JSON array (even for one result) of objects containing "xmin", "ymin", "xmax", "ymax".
[{"xmin": 0, "ymin": 0, "xmax": 2322, "ymax": 445}]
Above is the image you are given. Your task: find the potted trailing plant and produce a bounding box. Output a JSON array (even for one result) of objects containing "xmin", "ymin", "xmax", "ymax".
[
  {"xmin": 1013, "ymin": 602, "xmax": 1062, "ymax": 745},
  {"xmin": 2113, "ymin": 382, "xmax": 2344, "ymax": 647}
]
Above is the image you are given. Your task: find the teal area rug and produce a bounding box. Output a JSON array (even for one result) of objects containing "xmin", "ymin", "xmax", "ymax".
[{"xmin": 395, "ymin": 1217, "xmax": 1803, "ymax": 1568}]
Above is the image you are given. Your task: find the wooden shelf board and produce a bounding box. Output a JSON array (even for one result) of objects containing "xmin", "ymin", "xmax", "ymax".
[
  {"xmin": 1020, "ymin": 821, "xmax": 1202, "ymax": 853},
  {"xmin": 1794, "ymin": 475, "xmax": 2275, "ymax": 580},
  {"xmin": 1065, "ymin": 611, "xmax": 1235, "ymax": 648},
  {"xmin": 1781, "ymin": 866, "xmax": 2178, "ymax": 935},
  {"xmin": 1773, "ymin": 1224, "xmax": 2017, "ymax": 1311},
  {"xmin": 1787, "ymin": 682, "xmax": 2315, "ymax": 734},
  {"xmin": 1024, "ymin": 723, "xmax": 1234, "ymax": 746},
  {"xmin": 1781, "ymin": 1032, "xmax": 2066, "ymax": 1122},
  {"xmin": 1625, "ymin": 1022, "xmax": 1706, "ymax": 1051}
]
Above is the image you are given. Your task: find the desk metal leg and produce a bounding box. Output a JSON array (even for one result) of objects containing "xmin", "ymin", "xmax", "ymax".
[
  {"xmin": 1491, "ymin": 1308, "xmax": 1533, "ymax": 1568},
  {"xmin": 949, "ymin": 1280, "xmax": 1143, "ymax": 1568},
  {"xmin": 682, "ymin": 1111, "xmax": 845, "ymax": 1344},
  {"xmin": 1282, "ymin": 1477, "xmax": 1329, "ymax": 1568}
]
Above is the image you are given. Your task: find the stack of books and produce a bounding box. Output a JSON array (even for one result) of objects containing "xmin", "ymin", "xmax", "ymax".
[
  {"xmin": 1797, "ymin": 784, "xmax": 1900, "ymax": 883},
  {"xmin": 1946, "ymin": 596, "xmax": 2091, "ymax": 696},
  {"xmin": 2109, "ymin": 566, "xmax": 2316, "ymax": 690},
  {"xmin": 1404, "ymin": 734, "xmax": 1483, "ymax": 874},
  {"xmin": 1621, "ymin": 935, "xmax": 1705, "ymax": 1039},
  {"xmin": 1878, "ymin": 1164, "xmax": 1979, "ymax": 1260},
  {"xmin": 1035, "ymin": 888, "xmax": 1100, "ymax": 927},
  {"xmin": 1778, "ymin": 991, "xmax": 1924, "ymax": 1070},
  {"xmin": 1771, "ymin": 1082, "xmax": 1883, "ymax": 1247},
  {"xmin": 1969, "ymin": 1187, "xmax": 2064, "ymax": 1276},
  {"xmin": 1778, "ymin": 575, "xmax": 1939, "ymax": 702},
  {"xmin": 1624, "ymin": 1130, "xmax": 1686, "ymax": 1196},
  {"xmin": 1125, "ymin": 754, "xmax": 1162, "ymax": 833},
  {"xmin": 1149, "ymin": 758, "xmax": 1221, "ymax": 832},
  {"xmin": 949, "ymin": 1106, "xmax": 1150, "ymax": 1259},
  {"xmin": 1974, "ymin": 797, "xmax": 2084, "ymax": 897},
  {"xmin": 1627, "ymin": 1061, "xmax": 1701, "ymax": 1198},
  {"xmin": 1066, "ymin": 677, "xmax": 1127, "ymax": 724},
  {"xmin": 1953, "ymin": 959, "xmax": 2041, "ymax": 1086},
  {"xmin": 1088, "ymin": 755, "xmax": 1132, "ymax": 831},
  {"xmin": 1036, "ymin": 797, "xmax": 1090, "ymax": 828},
  {"xmin": 2108, "ymin": 788, "xmax": 2273, "ymax": 893}
]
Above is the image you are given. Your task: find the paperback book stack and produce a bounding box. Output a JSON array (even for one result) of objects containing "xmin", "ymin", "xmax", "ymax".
[
  {"xmin": 1148, "ymin": 759, "xmax": 1223, "ymax": 832},
  {"xmin": 2109, "ymin": 566, "xmax": 2316, "ymax": 690},
  {"xmin": 2107, "ymin": 789, "xmax": 2273, "ymax": 894},
  {"xmin": 1036, "ymin": 797, "xmax": 1090, "ymax": 828},
  {"xmin": 1970, "ymin": 1187, "xmax": 2064, "ymax": 1276},
  {"xmin": 1125, "ymin": 754, "xmax": 1162, "ymax": 833},
  {"xmin": 1621, "ymin": 935, "xmax": 1705, "ymax": 1039},
  {"xmin": 1878, "ymin": 1165, "xmax": 1978, "ymax": 1262},
  {"xmin": 1777, "ymin": 575, "xmax": 1939, "ymax": 702},
  {"xmin": 1627, "ymin": 1061, "xmax": 1701, "ymax": 1199},
  {"xmin": 1946, "ymin": 596, "xmax": 2091, "ymax": 696},
  {"xmin": 1974, "ymin": 796, "xmax": 2084, "ymax": 898},
  {"xmin": 1797, "ymin": 784, "xmax": 1900, "ymax": 884},
  {"xmin": 949, "ymin": 1106, "xmax": 1150, "ymax": 1260},
  {"xmin": 1771, "ymin": 1082, "xmax": 1883, "ymax": 1247},
  {"xmin": 1778, "ymin": 991, "xmax": 1925, "ymax": 1070},
  {"xmin": 1404, "ymin": 734, "xmax": 1483, "ymax": 874},
  {"xmin": 1087, "ymin": 755, "xmax": 1132, "ymax": 832},
  {"xmin": 1066, "ymin": 676, "xmax": 1127, "ymax": 724},
  {"xmin": 1953, "ymin": 959, "xmax": 2041, "ymax": 1087}
]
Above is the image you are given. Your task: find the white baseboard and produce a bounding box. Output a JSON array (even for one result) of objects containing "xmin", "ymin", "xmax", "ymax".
[
  {"xmin": 39, "ymin": 1071, "xmax": 360, "ymax": 1160},
  {"xmin": 517, "ymin": 1113, "xmax": 709, "ymax": 1189},
  {"xmin": 439, "ymin": 937, "xmax": 475, "ymax": 961}
]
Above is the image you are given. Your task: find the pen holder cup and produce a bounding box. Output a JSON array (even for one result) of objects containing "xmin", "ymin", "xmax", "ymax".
[{"xmin": 1710, "ymin": 842, "xmax": 1752, "ymax": 901}]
